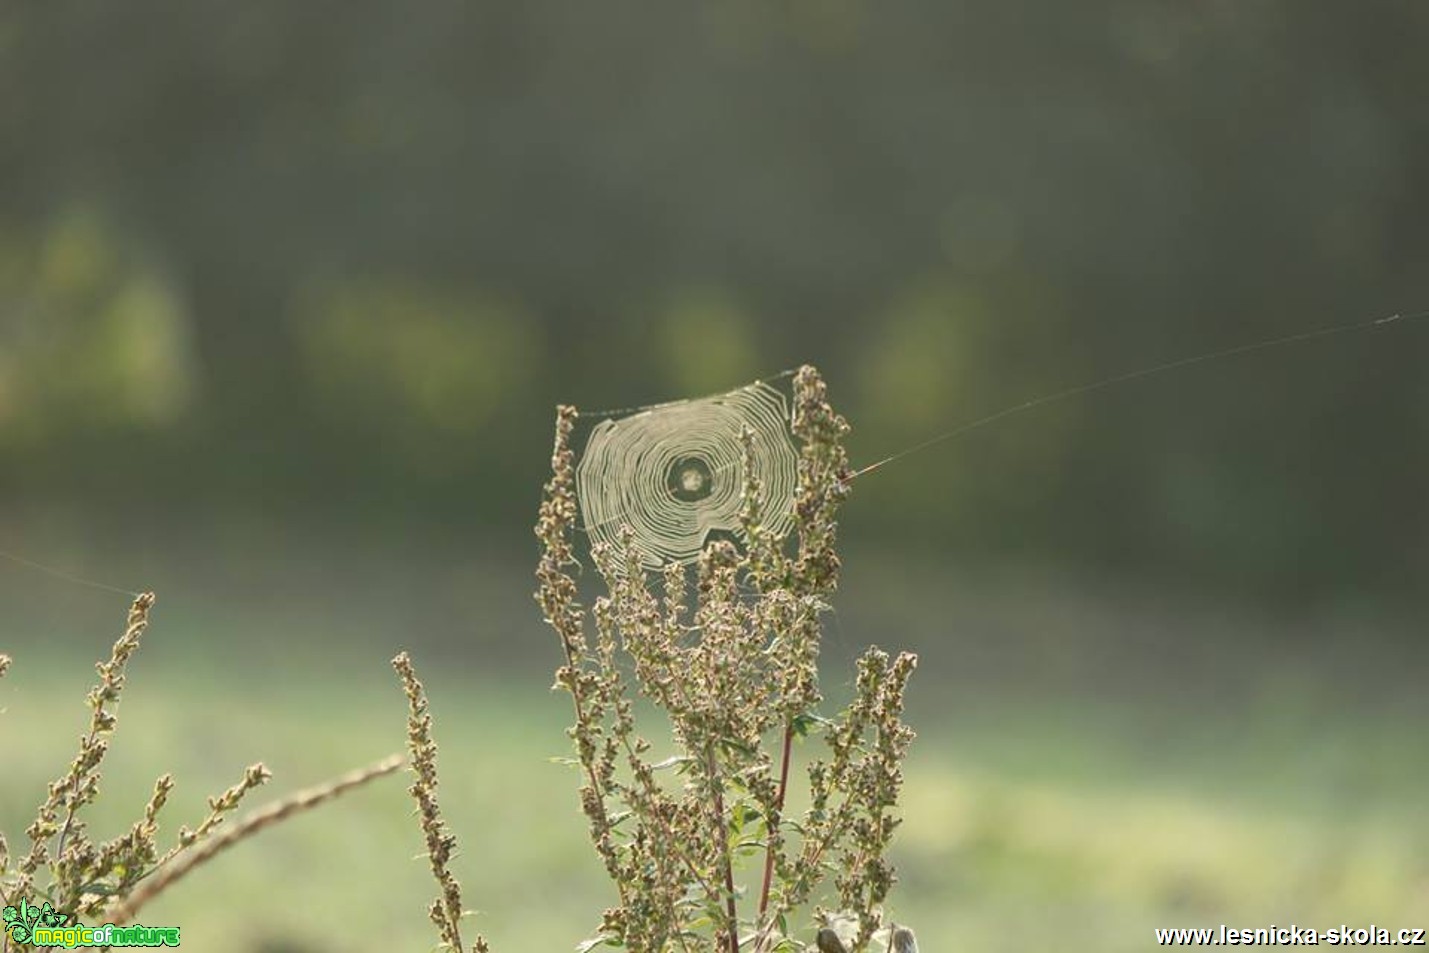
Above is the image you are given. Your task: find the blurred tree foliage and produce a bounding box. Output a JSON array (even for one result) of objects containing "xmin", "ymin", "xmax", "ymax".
[{"xmin": 0, "ymin": 1, "xmax": 1425, "ymax": 609}]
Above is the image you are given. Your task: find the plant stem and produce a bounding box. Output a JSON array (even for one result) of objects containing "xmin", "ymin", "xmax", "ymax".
[
  {"xmin": 100, "ymin": 754, "xmax": 402, "ymax": 924},
  {"xmin": 757, "ymin": 722, "xmax": 794, "ymax": 921},
  {"xmin": 556, "ymin": 637, "xmax": 631, "ymax": 911},
  {"xmin": 707, "ymin": 746, "xmax": 740, "ymax": 953}
]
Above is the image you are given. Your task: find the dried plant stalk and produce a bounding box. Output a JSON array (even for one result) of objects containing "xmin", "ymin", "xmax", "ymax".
[
  {"xmin": 537, "ymin": 365, "xmax": 919, "ymax": 953},
  {"xmin": 101, "ymin": 754, "xmax": 402, "ymax": 924},
  {"xmin": 393, "ymin": 652, "xmax": 491, "ymax": 953}
]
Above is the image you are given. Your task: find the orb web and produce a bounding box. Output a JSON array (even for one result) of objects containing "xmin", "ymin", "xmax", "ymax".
[{"xmin": 577, "ymin": 381, "xmax": 799, "ymax": 570}]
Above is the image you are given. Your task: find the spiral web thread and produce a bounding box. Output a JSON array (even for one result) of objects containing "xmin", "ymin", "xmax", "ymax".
[{"xmin": 576, "ymin": 380, "xmax": 799, "ymax": 570}]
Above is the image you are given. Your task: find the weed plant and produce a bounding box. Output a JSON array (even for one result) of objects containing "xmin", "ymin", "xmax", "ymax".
[
  {"xmin": 0, "ymin": 593, "xmax": 400, "ymax": 951},
  {"xmin": 2, "ymin": 364, "xmax": 918, "ymax": 953},
  {"xmin": 533, "ymin": 365, "xmax": 919, "ymax": 953}
]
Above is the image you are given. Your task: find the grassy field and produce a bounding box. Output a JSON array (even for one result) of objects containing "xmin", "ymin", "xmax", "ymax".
[{"xmin": 4, "ymin": 549, "xmax": 1427, "ymax": 951}]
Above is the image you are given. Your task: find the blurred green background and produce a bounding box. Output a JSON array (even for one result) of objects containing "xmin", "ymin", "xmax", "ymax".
[{"xmin": 2, "ymin": 3, "xmax": 1427, "ymax": 950}]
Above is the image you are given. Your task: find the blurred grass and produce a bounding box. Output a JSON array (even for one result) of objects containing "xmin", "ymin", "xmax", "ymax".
[
  {"xmin": 2, "ymin": 529, "xmax": 1426, "ymax": 951},
  {"xmin": 6, "ymin": 639, "xmax": 1426, "ymax": 951}
]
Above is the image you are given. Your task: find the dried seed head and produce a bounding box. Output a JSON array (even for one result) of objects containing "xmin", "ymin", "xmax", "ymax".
[{"xmin": 537, "ymin": 367, "xmax": 916, "ymax": 953}]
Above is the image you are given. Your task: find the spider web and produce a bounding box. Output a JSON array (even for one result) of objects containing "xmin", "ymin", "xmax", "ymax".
[{"xmin": 576, "ymin": 380, "xmax": 799, "ymax": 570}]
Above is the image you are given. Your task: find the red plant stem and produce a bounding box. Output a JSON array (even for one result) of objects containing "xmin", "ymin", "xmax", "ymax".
[
  {"xmin": 709, "ymin": 746, "xmax": 740, "ymax": 953},
  {"xmin": 757, "ymin": 722, "xmax": 795, "ymax": 923}
]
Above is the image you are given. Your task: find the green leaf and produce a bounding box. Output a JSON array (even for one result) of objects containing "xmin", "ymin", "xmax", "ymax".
[
  {"xmin": 791, "ymin": 713, "xmax": 821, "ymax": 738},
  {"xmin": 649, "ymin": 755, "xmax": 692, "ymax": 771},
  {"xmin": 728, "ymin": 804, "xmax": 763, "ymax": 837}
]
